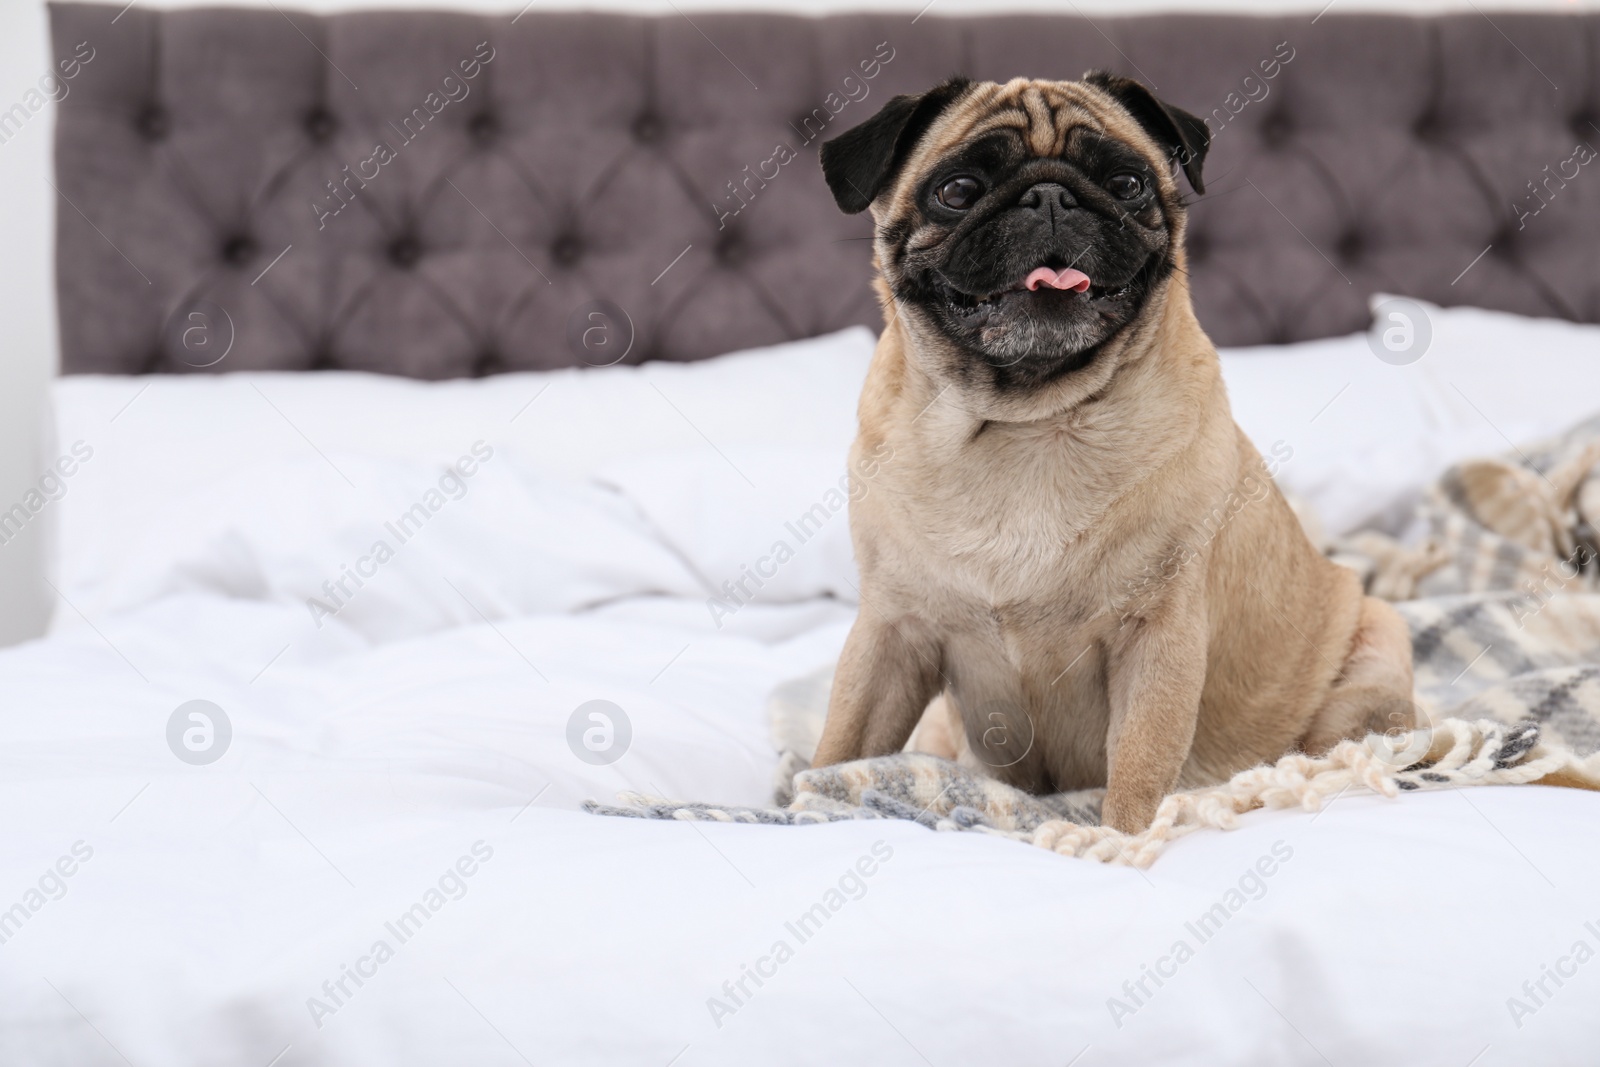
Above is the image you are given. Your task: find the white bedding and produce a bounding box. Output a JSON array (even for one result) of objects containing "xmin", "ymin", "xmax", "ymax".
[{"xmin": 7, "ymin": 321, "xmax": 1600, "ymax": 1065}]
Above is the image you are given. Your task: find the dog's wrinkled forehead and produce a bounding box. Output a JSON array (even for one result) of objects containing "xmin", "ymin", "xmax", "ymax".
[
  {"xmin": 893, "ymin": 80, "xmax": 1157, "ymax": 209},
  {"xmin": 819, "ymin": 73, "xmax": 1208, "ymax": 220},
  {"xmin": 970, "ymin": 82, "xmax": 1111, "ymax": 152},
  {"xmin": 914, "ymin": 81, "xmax": 1111, "ymax": 172}
]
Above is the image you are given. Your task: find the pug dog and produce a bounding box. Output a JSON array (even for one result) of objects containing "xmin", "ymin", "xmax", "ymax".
[{"xmin": 812, "ymin": 74, "xmax": 1414, "ymax": 834}]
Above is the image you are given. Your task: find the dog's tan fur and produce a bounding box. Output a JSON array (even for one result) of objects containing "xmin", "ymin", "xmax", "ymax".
[{"xmin": 813, "ymin": 78, "xmax": 1414, "ymax": 833}]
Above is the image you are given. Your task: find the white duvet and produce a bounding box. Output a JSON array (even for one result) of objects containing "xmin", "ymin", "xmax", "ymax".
[{"xmin": 6, "ymin": 316, "xmax": 1600, "ymax": 1065}]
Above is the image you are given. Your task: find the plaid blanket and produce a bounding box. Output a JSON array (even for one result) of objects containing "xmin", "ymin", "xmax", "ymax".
[{"xmin": 589, "ymin": 416, "xmax": 1600, "ymax": 864}]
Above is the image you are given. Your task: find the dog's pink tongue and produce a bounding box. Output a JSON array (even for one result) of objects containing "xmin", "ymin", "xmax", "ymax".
[{"xmin": 1025, "ymin": 267, "xmax": 1092, "ymax": 292}]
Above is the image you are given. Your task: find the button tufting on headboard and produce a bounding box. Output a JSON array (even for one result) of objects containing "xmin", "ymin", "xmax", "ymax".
[
  {"xmin": 467, "ymin": 111, "xmax": 499, "ymax": 144},
  {"xmin": 47, "ymin": 3, "xmax": 1600, "ymax": 376},
  {"xmin": 221, "ymin": 236, "xmax": 257, "ymax": 268},
  {"xmin": 304, "ymin": 108, "xmax": 338, "ymax": 143},
  {"xmin": 387, "ymin": 236, "xmax": 422, "ymax": 270},
  {"xmin": 631, "ymin": 112, "xmax": 665, "ymax": 145},
  {"xmin": 134, "ymin": 102, "xmax": 168, "ymax": 142}
]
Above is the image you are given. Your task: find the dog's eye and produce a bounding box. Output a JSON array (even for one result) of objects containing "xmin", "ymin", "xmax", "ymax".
[
  {"xmin": 1105, "ymin": 173, "xmax": 1145, "ymax": 200},
  {"xmin": 935, "ymin": 176, "xmax": 984, "ymax": 210}
]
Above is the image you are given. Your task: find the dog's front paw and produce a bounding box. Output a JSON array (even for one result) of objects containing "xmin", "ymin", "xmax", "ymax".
[{"xmin": 1101, "ymin": 791, "xmax": 1160, "ymax": 835}]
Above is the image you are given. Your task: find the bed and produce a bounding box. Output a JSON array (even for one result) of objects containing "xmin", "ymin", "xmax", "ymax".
[{"xmin": 8, "ymin": 3, "xmax": 1600, "ymax": 1064}]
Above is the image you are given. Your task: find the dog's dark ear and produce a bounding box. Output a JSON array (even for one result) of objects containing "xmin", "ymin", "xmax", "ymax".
[
  {"xmin": 1084, "ymin": 71, "xmax": 1209, "ymax": 195},
  {"xmin": 820, "ymin": 77, "xmax": 973, "ymax": 214}
]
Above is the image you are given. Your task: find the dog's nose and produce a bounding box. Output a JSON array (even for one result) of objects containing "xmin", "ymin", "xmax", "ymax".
[{"xmin": 1018, "ymin": 182, "xmax": 1077, "ymax": 226}]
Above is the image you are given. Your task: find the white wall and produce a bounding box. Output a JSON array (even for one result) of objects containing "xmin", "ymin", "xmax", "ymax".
[
  {"xmin": 1, "ymin": 0, "xmax": 1594, "ymax": 646},
  {"xmin": 54, "ymin": 0, "xmax": 1600, "ymax": 10},
  {"xmin": 0, "ymin": 0, "xmax": 59, "ymax": 648}
]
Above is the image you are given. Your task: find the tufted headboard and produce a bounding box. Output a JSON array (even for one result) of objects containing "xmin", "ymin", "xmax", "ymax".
[{"xmin": 49, "ymin": 3, "xmax": 1600, "ymax": 376}]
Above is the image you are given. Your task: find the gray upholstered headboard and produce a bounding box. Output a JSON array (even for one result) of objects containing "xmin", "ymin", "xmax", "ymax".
[{"xmin": 49, "ymin": 3, "xmax": 1600, "ymax": 376}]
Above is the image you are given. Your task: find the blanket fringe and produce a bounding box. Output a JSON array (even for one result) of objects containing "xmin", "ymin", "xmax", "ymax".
[
  {"xmin": 1026, "ymin": 717, "xmax": 1599, "ymax": 866},
  {"xmin": 588, "ymin": 717, "xmax": 1600, "ymax": 867}
]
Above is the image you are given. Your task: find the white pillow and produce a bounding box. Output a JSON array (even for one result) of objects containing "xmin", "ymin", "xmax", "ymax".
[
  {"xmin": 48, "ymin": 328, "xmax": 876, "ymax": 629},
  {"xmin": 1219, "ymin": 299, "xmax": 1600, "ymax": 536},
  {"xmin": 1366, "ymin": 294, "xmax": 1600, "ymax": 445},
  {"xmin": 80, "ymin": 451, "xmax": 703, "ymax": 643},
  {"xmin": 596, "ymin": 445, "xmax": 864, "ymax": 620}
]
